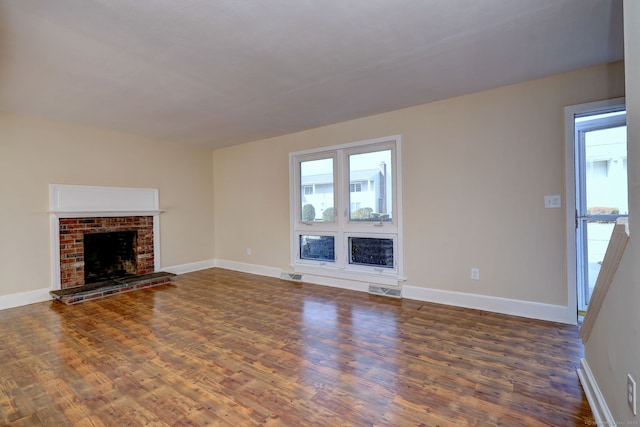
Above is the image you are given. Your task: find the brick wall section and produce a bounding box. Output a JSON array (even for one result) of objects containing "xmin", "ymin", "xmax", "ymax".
[{"xmin": 59, "ymin": 216, "xmax": 155, "ymax": 289}]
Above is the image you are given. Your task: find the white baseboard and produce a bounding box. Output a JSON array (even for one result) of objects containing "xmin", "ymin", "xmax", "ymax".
[
  {"xmin": 168, "ymin": 258, "xmax": 369, "ymax": 292},
  {"xmin": 211, "ymin": 260, "xmax": 576, "ymax": 324},
  {"xmin": 162, "ymin": 259, "xmax": 216, "ymax": 275},
  {"xmin": 297, "ymin": 273, "xmax": 370, "ymax": 292},
  {"xmin": 1, "ymin": 258, "xmax": 223, "ymax": 311},
  {"xmin": 214, "ymin": 259, "xmax": 370, "ymax": 292},
  {"xmin": 402, "ymin": 285, "xmax": 577, "ymax": 325},
  {"xmin": 166, "ymin": 259, "xmax": 577, "ymax": 325},
  {"xmin": 214, "ymin": 259, "xmax": 282, "ymax": 278},
  {"xmin": 0, "ymin": 259, "xmax": 218, "ymax": 311},
  {"xmin": 577, "ymin": 358, "xmax": 615, "ymax": 426},
  {"xmin": 0, "ymin": 288, "xmax": 53, "ymax": 311},
  {"xmin": 0, "ymin": 259, "xmax": 575, "ymax": 325}
]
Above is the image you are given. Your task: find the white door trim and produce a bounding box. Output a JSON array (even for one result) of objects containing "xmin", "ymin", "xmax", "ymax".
[{"xmin": 564, "ymin": 97, "xmax": 625, "ymax": 318}]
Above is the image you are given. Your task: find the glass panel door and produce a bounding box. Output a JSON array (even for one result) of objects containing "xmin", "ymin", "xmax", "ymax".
[{"xmin": 575, "ymin": 113, "xmax": 627, "ymax": 311}]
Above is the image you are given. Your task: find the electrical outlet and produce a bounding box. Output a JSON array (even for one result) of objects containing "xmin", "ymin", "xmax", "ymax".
[
  {"xmin": 471, "ymin": 268, "xmax": 480, "ymax": 280},
  {"xmin": 628, "ymin": 374, "xmax": 637, "ymax": 415},
  {"xmin": 247, "ymin": 248, "xmax": 252, "ymax": 256}
]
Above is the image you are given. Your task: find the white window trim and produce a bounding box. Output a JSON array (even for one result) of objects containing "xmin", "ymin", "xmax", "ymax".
[{"xmin": 289, "ymin": 135, "xmax": 404, "ymax": 286}]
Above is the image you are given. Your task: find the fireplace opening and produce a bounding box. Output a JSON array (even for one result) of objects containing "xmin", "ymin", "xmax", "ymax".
[{"xmin": 84, "ymin": 230, "xmax": 138, "ymax": 284}]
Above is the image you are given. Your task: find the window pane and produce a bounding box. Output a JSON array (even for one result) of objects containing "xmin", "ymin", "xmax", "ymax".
[
  {"xmin": 349, "ymin": 150, "xmax": 392, "ymax": 221},
  {"xmin": 584, "ymin": 220, "xmax": 615, "ymax": 304},
  {"xmin": 349, "ymin": 237, "xmax": 393, "ymax": 268},
  {"xmin": 300, "ymin": 158, "xmax": 334, "ymax": 222},
  {"xmin": 300, "ymin": 235, "xmax": 335, "ymax": 262},
  {"xmin": 584, "ymin": 126, "xmax": 627, "ymax": 215}
]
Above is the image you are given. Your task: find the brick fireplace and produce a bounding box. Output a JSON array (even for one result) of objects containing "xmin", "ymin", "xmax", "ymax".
[
  {"xmin": 49, "ymin": 184, "xmax": 163, "ymax": 291},
  {"xmin": 59, "ymin": 216, "xmax": 155, "ymax": 289}
]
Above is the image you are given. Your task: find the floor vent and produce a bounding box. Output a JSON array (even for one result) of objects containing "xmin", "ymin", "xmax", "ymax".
[
  {"xmin": 368, "ymin": 285, "xmax": 402, "ymax": 298},
  {"xmin": 280, "ymin": 272, "xmax": 303, "ymax": 282}
]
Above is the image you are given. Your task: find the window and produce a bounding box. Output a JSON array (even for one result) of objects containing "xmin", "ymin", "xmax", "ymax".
[
  {"xmin": 290, "ymin": 135, "xmax": 403, "ymax": 285},
  {"xmin": 300, "ymin": 157, "xmax": 334, "ymax": 223},
  {"xmin": 300, "ymin": 235, "xmax": 335, "ymax": 262},
  {"xmin": 349, "ymin": 236, "xmax": 394, "ymax": 268}
]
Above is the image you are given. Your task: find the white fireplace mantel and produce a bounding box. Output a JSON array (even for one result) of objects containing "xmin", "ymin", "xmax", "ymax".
[
  {"xmin": 49, "ymin": 184, "xmax": 162, "ymax": 216},
  {"xmin": 49, "ymin": 184, "xmax": 163, "ymax": 289}
]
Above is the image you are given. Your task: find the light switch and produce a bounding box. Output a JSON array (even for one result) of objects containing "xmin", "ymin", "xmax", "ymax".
[{"xmin": 544, "ymin": 195, "xmax": 561, "ymax": 208}]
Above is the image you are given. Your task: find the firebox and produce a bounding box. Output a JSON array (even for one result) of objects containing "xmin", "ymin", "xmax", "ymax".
[{"xmin": 84, "ymin": 230, "xmax": 138, "ymax": 284}]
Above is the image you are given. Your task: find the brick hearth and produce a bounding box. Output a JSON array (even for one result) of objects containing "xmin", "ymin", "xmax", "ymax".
[{"xmin": 50, "ymin": 272, "xmax": 175, "ymax": 305}]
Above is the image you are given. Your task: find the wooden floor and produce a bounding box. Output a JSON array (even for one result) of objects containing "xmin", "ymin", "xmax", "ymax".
[{"xmin": 0, "ymin": 268, "xmax": 593, "ymax": 426}]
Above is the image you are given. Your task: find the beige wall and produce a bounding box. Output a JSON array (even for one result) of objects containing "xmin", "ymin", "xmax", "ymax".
[
  {"xmin": 0, "ymin": 113, "xmax": 215, "ymax": 297},
  {"xmin": 584, "ymin": 0, "xmax": 640, "ymax": 422},
  {"xmin": 214, "ymin": 61, "xmax": 624, "ymax": 307}
]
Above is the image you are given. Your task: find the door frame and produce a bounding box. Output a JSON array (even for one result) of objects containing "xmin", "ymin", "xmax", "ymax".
[{"xmin": 564, "ymin": 97, "xmax": 626, "ymax": 319}]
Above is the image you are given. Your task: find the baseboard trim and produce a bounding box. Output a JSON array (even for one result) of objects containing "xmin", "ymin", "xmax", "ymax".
[
  {"xmin": 0, "ymin": 260, "xmax": 217, "ymax": 311},
  {"xmin": 163, "ymin": 259, "xmax": 216, "ymax": 275},
  {"xmin": 214, "ymin": 259, "xmax": 370, "ymax": 292},
  {"xmin": 402, "ymin": 285, "xmax": 576, "ymax": 325},
  {"xmin": 577, "ymin": 358, "xmax": 615, "ymax": 426},
  {"xmin": 188, "ymin": 260, "xmax": 576, "ymax": 324},
  {"xmin": 296, "ymin": 273, "xmax": 370, "ymax": 293},
  {"xmin": 0, "ymin": 288, "xmax": 53, "ymax": 311},
  {"xmin": 214, "ymin": 259, "xmax": 282, "ymax": 279}
]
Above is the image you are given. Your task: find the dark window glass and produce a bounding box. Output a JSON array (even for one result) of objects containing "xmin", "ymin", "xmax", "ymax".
[
  {"xmin": 349, "ymin": 237, "xmax": 393, "ymax": 268},
  {"xmin": 300, "ymin": 235, "xmax": 335, "ymax": 262}
]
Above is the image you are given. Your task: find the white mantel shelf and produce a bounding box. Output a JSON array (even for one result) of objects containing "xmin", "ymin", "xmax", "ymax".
[{"xmin": 49, "ymin": 210, "xmax": 164, "ymax": 218}]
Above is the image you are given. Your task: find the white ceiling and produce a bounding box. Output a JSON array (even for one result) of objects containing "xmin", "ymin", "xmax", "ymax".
[{"xmin": 0, "ymin": 0, "xmax": 624, "ymax": 149}]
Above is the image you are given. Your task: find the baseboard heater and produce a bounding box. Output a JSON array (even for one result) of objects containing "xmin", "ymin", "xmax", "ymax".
[{"xmin": 368, "ymin": 285, "xmax": 402, "ymax": 298}]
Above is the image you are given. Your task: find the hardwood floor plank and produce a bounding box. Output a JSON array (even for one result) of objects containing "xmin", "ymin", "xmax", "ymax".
[{"xmin": 0, "ymin": 268, "xmax": 593, "ymax": 426}]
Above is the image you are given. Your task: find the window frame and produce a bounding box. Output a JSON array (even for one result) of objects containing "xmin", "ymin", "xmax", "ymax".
[{"xmin": 289, "ymin": 135, "xmax": 404, "ymax": 285}]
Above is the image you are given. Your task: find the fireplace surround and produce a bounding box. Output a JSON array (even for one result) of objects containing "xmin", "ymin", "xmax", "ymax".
[
  {"xmin": 49, "ymin": 184, "xmax": 162, "ymax": 290},
  {"xmin": 58, "ymin": 216, "xmax": 154, "ymax": 289}
]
